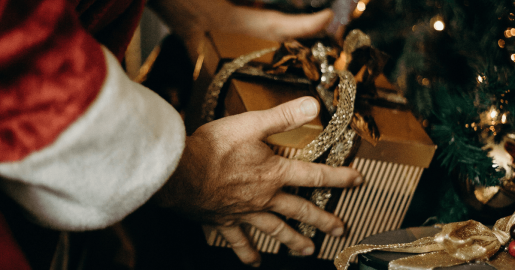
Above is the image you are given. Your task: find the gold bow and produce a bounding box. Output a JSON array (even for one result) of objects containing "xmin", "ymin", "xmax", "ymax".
[{"xmin": 334, "ymin": 212, "xmax": 515, "ymax": 270}]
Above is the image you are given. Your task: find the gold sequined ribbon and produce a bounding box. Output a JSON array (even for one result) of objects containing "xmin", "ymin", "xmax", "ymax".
[{"xmin": 334, "ymin": 212, "xmax": 515, "ymax": 270}]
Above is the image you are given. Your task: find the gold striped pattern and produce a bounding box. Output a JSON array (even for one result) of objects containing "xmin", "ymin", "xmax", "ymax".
[{"xmin": 203, "ymin": 146, "xmax": 423, "ymax": 260}]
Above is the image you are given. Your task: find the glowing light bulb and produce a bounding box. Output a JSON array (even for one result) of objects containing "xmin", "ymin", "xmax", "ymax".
[
  {"xmin": 490, "ymin": 108, "xmax": 498, "ymax": 119},
  {"xmin": 357, "ymin": 1, "xmax": 366, "ymax": 11},
  {"xmin": 477, "ymin": 75, "xmax": 483, "ymax": 83},
  {"xmin": 499, "ymin": 39, "xmax": 506, "ymax": 48},
  {"xmin": 511, "ymin": 54, "xmax": 515, "ymax": 61},
  {"xmin": 502, "ymin": 113, "xmax": 507, "ymax": 124},
  {"xmin": 434, "ymin": 20, "xmax": 445, "ymax": 31}
]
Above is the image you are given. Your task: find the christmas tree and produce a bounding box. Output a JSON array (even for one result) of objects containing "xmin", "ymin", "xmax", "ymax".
[{"xmin": 345, "ymin": 0, "xmax": 515, "ymax": 223}]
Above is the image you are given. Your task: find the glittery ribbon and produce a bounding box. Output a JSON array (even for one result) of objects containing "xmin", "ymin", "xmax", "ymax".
[
  {"xmin": 334, "ymin": 212, "xmax": 515, "ymax": 270},
  {"xmin": 201, "ymin": 31, "xmax": 386, "ymax": 256},
  {"xmin": 201, "ymin": 39, "xmax": 359, "ymax": 252}
]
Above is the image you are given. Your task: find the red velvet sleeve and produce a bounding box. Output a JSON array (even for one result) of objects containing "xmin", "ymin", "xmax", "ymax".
[{"xmin": 0, "ymin": 0, "xmax": 106, "ymax": 162}]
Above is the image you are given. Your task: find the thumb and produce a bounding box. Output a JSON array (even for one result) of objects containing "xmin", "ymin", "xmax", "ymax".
[
  {"xmin": 251, "ymin": 97, "xmax": 320, "ymax": 140},
  {"xmin": 232, "ymin": 8, "xmax": 334, "ymax": 41}
]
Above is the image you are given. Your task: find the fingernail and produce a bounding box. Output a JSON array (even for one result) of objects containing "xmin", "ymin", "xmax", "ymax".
[
  {"xmin": 300, "ymin": 99, "xmax": 318, "ymax": 117},
  {"xmin": 331, "ymin": 227, "xmax": 344, "ymax": 237},
  {"xmin": 302, "ymin": 246, "xmax": 314, "ymax": 256},
  {"xmin": 353, "ymin": 176, "xmax": 363, "ymax": 186},
  {"xmin": 251, "ymin": 261, "xmax": 261, "ymax": 268}
]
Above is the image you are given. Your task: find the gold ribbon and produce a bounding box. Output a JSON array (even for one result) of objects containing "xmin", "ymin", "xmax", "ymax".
[
  {"xmin": 201, "ymin": 40, "xmax": 359, "ymax": 254},
  {"xmin": 334, "ymin": 212, "xmax": 515, "ymax": 270}
]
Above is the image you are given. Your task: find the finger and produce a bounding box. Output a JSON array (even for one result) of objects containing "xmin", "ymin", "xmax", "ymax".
[
  {"xmin": 243, "ymin": 212, "xmax": 315, "ymax": 256},
  {"xmin": 268, "ymin": 192, "xmax": 345, "ymax": 237},
  {"xmin": 240, "ymin": 97, "xmax": 320, "ymax": 140},
  {"xmin": 217, "ymin": 225, "xmax": 261, "ymax": 267},
  {"xmin": 232, "ymin": 8, "xmax": 334, "ymax": 41},
  {"xmin": 274, "ymin": 156, "xmax": 363, "ymax": 188}
]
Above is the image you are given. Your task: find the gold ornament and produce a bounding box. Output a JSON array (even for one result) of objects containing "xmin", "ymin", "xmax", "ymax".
[{"xmin": 455, "ymin": 108, "xmax": 515, "ymax": 223}]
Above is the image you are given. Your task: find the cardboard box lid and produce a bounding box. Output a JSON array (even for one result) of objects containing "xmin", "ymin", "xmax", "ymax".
[
  {"xmin": 225, "ymin": 78, "xmax": 436, "ymax": 168},
  {"xmin": 203, "ymin": 31, "xmax": 279, "ymax": 76}
]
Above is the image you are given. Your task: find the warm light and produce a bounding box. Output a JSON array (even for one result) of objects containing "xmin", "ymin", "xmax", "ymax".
[
  {"xmin": 434, "ymin": 20, "xmax": 445, "ymax": 31},
  {"xmin": 505, "ymin": 30, "xmax": 512, "ymax": 38},
  {"xmin": 511, "ymin": 28, "xmax": 515, "ymax": 36},
  {"xmin": 499, "ymin": 39, "xmax": 506, "ymax": 48},
  {"xmin": 477, "ymin": 75, "xmax": 483, "ymax": 83},
  {"xmin": 357, "ymin": 1, "xmax": 366, "ymax": 11},
  {"xmin": 422, "ymin": 78, "xmax": 430, "ymax": 86},
  {"xmin": 502, "ymin": 113, "xmax": 507, "ymax": 124},
  {"xmin": 490, "ymin": 108, "xmax": 498, "ymax": 120},
  {"xmin": 511, "ymin": 54, "xmax": 515, "ymax": 61}
]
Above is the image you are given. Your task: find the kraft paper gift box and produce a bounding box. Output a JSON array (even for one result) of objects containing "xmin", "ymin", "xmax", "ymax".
[{"xmin": 189, "ymin": 31, "xmax": 436, "ymax": 260}]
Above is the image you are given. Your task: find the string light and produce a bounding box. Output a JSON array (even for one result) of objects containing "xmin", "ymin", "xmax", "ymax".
[
  {"xmin": 356, "ymin": 1, "xmax": 366, "ymax": 11},
  {"xmin": 490, "ymin": 108, "xmax": 498, "ymax": 120},
  {"xmin": 351, "ymin": 0, "xmax": 369, "ymax": 18},
  {"xmin": 434, "ymin": 20, "xmax": 445, "ymax": 31},
  {"xmin": 430, "ymin": 15, "xmax": 445, "ymax": 31},
  {"xmin": 477, "ymin": 75, "xmax": 483, "ymax": 83},
  {"xmin": 499, "ymin": 39, "xmax": 506, "ymax": 48}
]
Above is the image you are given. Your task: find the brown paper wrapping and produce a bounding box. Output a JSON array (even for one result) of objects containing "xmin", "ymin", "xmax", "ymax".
[
  {"xmin": 194, "ymin": 31, "xmax": 437, "ymax": 259},
  {"xmin": 225, "ymin": 78, "xmax": 435, "ymax": 168},
  {"xmin": 185, "ymin": 32, "xmax": 279, "ymax": 134}
]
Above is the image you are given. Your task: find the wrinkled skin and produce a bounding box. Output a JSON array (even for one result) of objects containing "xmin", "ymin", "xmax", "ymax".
[
  {"xmin": 147, "ymin": 0, "xmax": 360, "ymax": 266},
  {"xmin": 154, "ymin": 97, "xmax": 362, "ymax": 267}
]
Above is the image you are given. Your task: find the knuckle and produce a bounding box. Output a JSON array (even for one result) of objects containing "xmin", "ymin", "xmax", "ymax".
[
  {"xmin": 230, "ymin": 238, "xmax": 250, "ymax": 249},
  {"xmin": 294, "ymin": 202, "xmax": 311, "ymax": 221},
  {"xmin": 263, "ymin": 19, "xmax": 286, "ymax": 41},
  {"xmin": 269, "ymin": 221, "xmax": 286, "ymax": 237},
  {"xmin": 310, "ymin": 167, "xmax": 325, "ymax": 187},
  {"xmin": 241, "ymin": 253, "xmax": 261, "ymax": 266},
  {"xmin": 278, "ymin": 106, "xmax": 297, "ymax": 130}
]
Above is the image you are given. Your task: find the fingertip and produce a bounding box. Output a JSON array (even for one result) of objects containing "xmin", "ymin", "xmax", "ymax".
[
  {"xmin": 353, "ymin": 176, "xmax": 363, "ymax": 186},
  {"xmin": 315, "ymin": 8, "xmax": 334, "ymax": 23},
  {"xmin": 302, "ymin": 245, "xmax": 315, "ymax": 256},
  {"xmin": 331, "ymin": 226, "xmax": 344, "ymax": 237},
  {"xmin": 299, "ymin": 97, "xmax": 319, "ymax": 118},
  {"xmin": 250, "ymin": 258, "xmax": 262, "ymax": 268},
  {"xmin": 260, "ymin": 97, "xmax": 320, "ymax": 137},
  {"xmin": 242, "ymin": 251, "xmax": 262, "ymax": 267},
  {"xmin": 308, "ymin": 8, "xmax": 334, "ymax": 34}
]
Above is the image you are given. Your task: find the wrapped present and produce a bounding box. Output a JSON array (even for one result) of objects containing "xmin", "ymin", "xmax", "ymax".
[
  {"xmin": 336, "ymin": 212, "xmax": 515, "ymax": 270},
  {"xmin": 185, "ymin": 31, "xmax": 279, "ymax": 135},
  {"xmin": 190, "ymin": 31, "xmax": 436, "ymax": 260}
]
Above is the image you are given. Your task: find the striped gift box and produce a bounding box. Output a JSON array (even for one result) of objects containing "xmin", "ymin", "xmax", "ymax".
[{"xmin": 202, "ymin": 78, "xmax": 436, "ymax": 260}]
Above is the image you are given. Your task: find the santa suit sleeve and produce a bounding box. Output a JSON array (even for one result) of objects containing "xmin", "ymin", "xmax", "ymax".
[{"xmin": 0, "ymin": 0, "xmax": 185, "ymax": 231}]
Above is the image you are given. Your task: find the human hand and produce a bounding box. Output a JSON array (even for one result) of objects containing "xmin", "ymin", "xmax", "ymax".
[
  {"xmin": 154, "ymin": 97, "xmax": 362, "ymax": 267},
  {"xmin": 148, "ymin": 0, "xmax": 334, "ymax": 42}
]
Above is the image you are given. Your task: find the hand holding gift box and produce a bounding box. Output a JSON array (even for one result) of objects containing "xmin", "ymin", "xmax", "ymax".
[{"xmin": 189, "ymin": 30, "xmax": 436, "ymax": 266}]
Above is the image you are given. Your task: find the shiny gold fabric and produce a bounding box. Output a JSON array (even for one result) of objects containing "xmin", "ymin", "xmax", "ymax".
[{"xmin": 334, "ymin": 212, "xmax": 515, "ymax": 270}]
